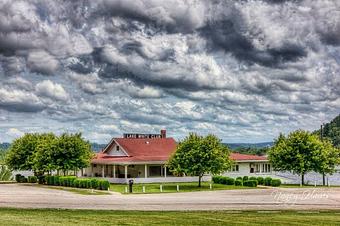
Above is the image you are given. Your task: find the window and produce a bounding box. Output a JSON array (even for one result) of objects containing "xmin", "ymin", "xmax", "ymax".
[
  {"xmin": 231, "ymin": 165, "xmax": 239, "ymax": 172},
  {"xmin": 116, "ymin": 145, "xmax": 120, "ymax": 151}
]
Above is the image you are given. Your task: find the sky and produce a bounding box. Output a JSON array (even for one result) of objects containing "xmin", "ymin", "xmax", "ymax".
[{"xmin": 0, "ymin": 0, "xmax": 339, "ymax": 144}]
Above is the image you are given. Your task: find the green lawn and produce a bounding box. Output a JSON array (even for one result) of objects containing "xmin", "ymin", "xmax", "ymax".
[
  {"xmin": 0, "ymin": 208, "xmax": 339, "ymax": 225},
  {"xmin": 110, "ymin": 182, "xmax": 261, "ymax": 194}
]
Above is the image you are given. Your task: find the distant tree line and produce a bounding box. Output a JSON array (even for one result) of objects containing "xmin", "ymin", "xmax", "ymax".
[
  {"xmin": 313, "ymin": 114, "xmax": 340, "ymax": 148},
  {"xmin": 232, "ymin": 147, "xmax": 269, "ymax": 156},
  {"xmin": 5, "ymin": 133, "xmax": 93, "ymax": 176}
]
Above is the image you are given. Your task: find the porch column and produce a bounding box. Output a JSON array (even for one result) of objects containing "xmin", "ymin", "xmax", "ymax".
[
  {"xmin": 124, "ymin": 165, "xmax": 128, "ymax": 179},
  {"xmin": 113, "ymin": 165, "xmax": 116, "ymax": 178},
  {"xmin": 144, "ymin": 164, "xmax": 148, "ymax": 178},
  {"xmin": 91, "ymin": 165, "xmax": 94, "ymax": 177},
  {"xmin": 164, "ymin": 166, "xmax": 167, "ymax": 178},
  {"xmin": 102, "ymin": 165, "xmax": 105, "ymax": 178},
  {"xmin": 259, "ymin": 163, "xmax": 262, "ymax": 173}
]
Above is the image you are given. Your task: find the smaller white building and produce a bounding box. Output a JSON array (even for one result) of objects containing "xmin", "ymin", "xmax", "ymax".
[{"xmin": 224, "ymin": 153, "xmax": 273, "ymax": 178}]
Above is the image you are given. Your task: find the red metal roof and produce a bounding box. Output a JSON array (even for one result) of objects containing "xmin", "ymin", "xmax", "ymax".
[
  {"xmin": 92, "ymin": 138, "xmax": 268, "ymax": 164},
  {"xmin": 230, "ymin": 153, "xmax": 267, "ymax": 161},
  {"xmin": 92, "ymin": 138, "xmax": 177, "ymax": 164}
]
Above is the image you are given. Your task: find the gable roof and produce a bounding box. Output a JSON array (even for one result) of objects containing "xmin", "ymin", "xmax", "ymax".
[
  {"xmin": 92, "ymin": 138, "xmax": 268, "ymax": 164},
  {"xmin": 230, "ymin": 153, "xmax": 267, "ymax": 161},
  {"xmin": 92, "ymin": 138, "xmax": 177, "ymax": 164}
]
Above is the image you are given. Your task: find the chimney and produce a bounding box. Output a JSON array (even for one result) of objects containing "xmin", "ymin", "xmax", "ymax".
[{"xmin": 160, "ymin": 129, "xmax": 166, "ymax": 138}]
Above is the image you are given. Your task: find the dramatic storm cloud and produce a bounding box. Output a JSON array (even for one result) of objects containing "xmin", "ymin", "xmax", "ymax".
[{"xmin": 0, "ymin": 0, "xmax": 339, "ymax": 143}]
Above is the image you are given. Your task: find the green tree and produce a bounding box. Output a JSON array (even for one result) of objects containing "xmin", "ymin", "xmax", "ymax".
[
  {"xmin": 54, "ymin": 133, "xmax": 93, "ymax": 175},
  {"xmin": 5, "ymin": 133, "xmax": 40, "ymax": 171},
  {"xmin": 269, "ymin": 130, "xmax": 340, "ymax": 185},
  {"xmin": 168, "ymin": 133, "xmax": 231, "ymax": 187},
  {"xmin": 312, "ymin": 139, "xmax": 340, "ymax": 178},
  {"xmin": 33, "ymin": 133, "xmax": 59, "ymax": 174}
]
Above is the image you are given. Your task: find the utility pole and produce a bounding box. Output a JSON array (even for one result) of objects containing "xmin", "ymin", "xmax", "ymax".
[{"xmin": 321, "ymin": 124, "xmax": 326, "ymax": 186}]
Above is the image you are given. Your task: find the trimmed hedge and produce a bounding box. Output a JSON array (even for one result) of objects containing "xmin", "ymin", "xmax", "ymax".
[
  {"xmin": 249, "ymin": 176, "xmax": 257, "ymax": 181},
  {"xmin": 15, "ymin": 174, "xmax": 27, "ymax": 183},
  {"xmin": 236, "ymin": 177, "xmax": 243, "ymax": 181},
  {"xmin": 264, "ymin": 177, "xmax": 272, "ymax": 186},
  {"xmin": 212, "ymin": 175, "xmax": 224, "ymax": 184},
  {"xmin": 212, "ymin": 176, "xmax": 234, "ymax": 185},
  {"xmin": 271, "ymin": 179, "xmax": 281, "ymax": 187},
  {"xmin": 42, "ymin": 176, "xmax": 109, "ymax": 190},
  {"xmin": 257, "ymin": 177, "xmax": 264, "ymax": 185},
  {"xmin": 28, "ymin": 176, "xmax": 37, "ymax": 183},
  {"xmin": 243, "ymin": 180, "xmax": 258, "ymax": 187},
  {"xmin": 242, "ymin": 176, "xmax": 248, "ymax": 182},
  {"xmin": 235, "ymin": 179, "xmax": 243, "ymax": 186}
]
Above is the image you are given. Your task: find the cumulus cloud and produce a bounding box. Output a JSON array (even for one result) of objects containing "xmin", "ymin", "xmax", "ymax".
[
  {"xmin": 35, "ymin": 80, "xmax": 69, "ymax": 102},
  {"xmin": 0, "ymin": 0, "xmax": 339, "ymax": 143},
  {"xmin": 27, "ymin": 50, "xmax": 59, "ymax": 75},
  {"xmin": 0, "ymin": 87, "xmax": 45, "ymax": 112}
]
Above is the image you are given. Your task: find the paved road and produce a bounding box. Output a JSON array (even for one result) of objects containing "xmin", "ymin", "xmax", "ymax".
[{"xmin": 0, "ymin": 184, "xmax": 340, "ymax": 210}]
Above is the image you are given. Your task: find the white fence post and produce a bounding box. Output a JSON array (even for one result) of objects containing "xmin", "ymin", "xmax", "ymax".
[
  {"xmin": 176, "ymin": 185, "xmax": 179, "ymax": 192},
  {"xmin": 160, "ymin": 185, "xmax": 163, "ymax": 192},
  {"xmin": 125, "ymin": 187, "xmax": 128, "ymax": 193},
  {"xmin": 143, "ymin": 186, "xmax": 145, "ymax": 193},
  {"xmin": 210, "ymin": 183, "xmax": 212, "ymax": 190}
]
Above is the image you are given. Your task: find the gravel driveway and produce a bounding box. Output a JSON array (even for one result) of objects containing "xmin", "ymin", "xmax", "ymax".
[{"xmin": 0, "ymin": 184, "xmax": 340, "ymax": 211}]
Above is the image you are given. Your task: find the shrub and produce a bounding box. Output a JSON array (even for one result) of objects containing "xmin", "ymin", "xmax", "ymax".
[
  {"xmin": 212, "ymin": 175, "xmax": 224, "ymax": 184},
  {"xmin": 91, "ymin": 178, "xmax": 99, "ymax": 189},
  {"xmin": 28, "ymin": 176, "xmax": 37, "ymax": 183},
  {"xmin": 53, "ymin": 176, "xmax": 60, "ymax": 186},
  {"xmin": 219, "ymin": 176, "xmax": 228, "ymax": 185},
  {"xmin": 15, "ymin": 174, "xmax": 22, "ymax": 183},
  {"xmin": 235, "ymin": 179, "xmax": 243, "ymax": 186},
  {"xmin": 37, "ymin": 175, "xmax": 46, "ymax": 184},
  {"xmin": 264, "ymin": 177, "xmax": 272, "ymax": 186},
  {"xmin": 225, "ymin": 177, "xmax": 235, "ymax": 185},
  {"xmin": 86, "ymin": 180, "xmax": 92, "ymax": 189},
  {"xmin": 271, "ymin": 179, "xmax": 281, "ymax": 187},
  {"xmin": 243, "ymin": 180, "xmax": 258, "ymax": 187},
  {"xmin": 249, "ymin": 176, "xmax": 257, "ymax": 181},
  {"xmin": 59, "ymin": 176, "xmax": 76, "ymax": 187},
  {"xmin": 73, "ymin": 179, "xmax": 80, "ymax": 188},
  {"xmin": 99, "ymin": 180, "xmax": 110, "ymax": 190},
  {"xmin": 257, "ymin": 177, "xmax": 264, "ymax": 185},
  {"xmin": 236, "ymin": 177, "xmax": 243, "ymax": 181},
  {"xmin": 242, "ymin": 176, "xmax": 248, "ymax": 182},
  {"xmin": 46, "ymin": 176, "xmax": 53, "ymax": 185},
  {"xmin": 15, "ymin": 174, "xmax": 27, "ymax": 183}
]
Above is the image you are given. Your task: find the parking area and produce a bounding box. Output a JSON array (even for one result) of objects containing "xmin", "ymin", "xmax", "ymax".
[{"xmin": 0, "ymin": 184, "xmax": 339, "ymax": 210}]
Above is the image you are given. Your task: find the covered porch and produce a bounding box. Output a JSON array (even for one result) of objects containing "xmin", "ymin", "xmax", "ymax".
[{"xmin": 83, "ymin": 163, "xmax": 211, "ymax": 184}]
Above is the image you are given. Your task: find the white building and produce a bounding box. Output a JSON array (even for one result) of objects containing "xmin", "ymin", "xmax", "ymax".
[{"xmin": 84, "ymin": 130, "xmax": 277, "ymax": 184}]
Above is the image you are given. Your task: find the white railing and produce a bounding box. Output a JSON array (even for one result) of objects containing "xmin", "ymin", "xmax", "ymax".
[{"xmin": 87, "ymin": 176, "xmax": 212, "ymax": 184}]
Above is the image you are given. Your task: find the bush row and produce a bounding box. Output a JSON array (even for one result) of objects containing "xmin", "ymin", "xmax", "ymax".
[
  {"xmin": 213, "ymin": 175, "xmax": 281, "ymax": 187},
  {"xmin": 45, "ymin": 175, "xmax": 110, "ymax": 190},
  {"xmin": 15, "ymin": 174, "xmax": 110, "ymax": 190}
]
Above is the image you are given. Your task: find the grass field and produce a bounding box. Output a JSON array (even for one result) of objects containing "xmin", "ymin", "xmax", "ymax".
[
  {"xmin": 110, "ymin": 182, "xmax": 260, "ymax": 194},
  {"xmin": 0, "ymin": 208, "xmax": 339, "ymax": 225}
]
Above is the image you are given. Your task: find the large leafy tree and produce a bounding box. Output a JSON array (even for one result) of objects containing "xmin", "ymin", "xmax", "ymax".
[
  {"xmin": 54, "ymin": 133, "xmax": 93, "ymax": 175},
  {"xmin": 312, "ymin": 139, "xmax": 340, "ymax": 177},
  {"xmin": 33, "ymin": 133, "xmax": 59, "ymax": 174},
  {"xmin": 269, "ymin": 130, "xmax": 340, "ymax": 185},
  {"xmin": 6, "ymin": 132, "xmax": 94, "ymax": 175},
  {"xmin": 5, "ymin": 133, "xmax": 40, "ymax": 171},
  {"xmin": 168, "ymin": 133, "xmax": 231, "ymax": 187}
]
